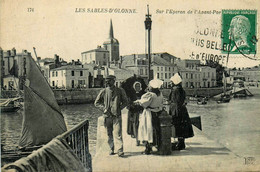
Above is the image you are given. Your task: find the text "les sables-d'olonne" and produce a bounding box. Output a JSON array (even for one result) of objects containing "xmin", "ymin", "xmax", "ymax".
[{"xmin": 75, "ymin": 8, "xmax": 137, "ymax": 13}]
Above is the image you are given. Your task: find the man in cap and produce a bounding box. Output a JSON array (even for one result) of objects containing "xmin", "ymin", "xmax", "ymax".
[{"xmin": 94, "ymin": 75, "xmax": 128, "ymax": 157}]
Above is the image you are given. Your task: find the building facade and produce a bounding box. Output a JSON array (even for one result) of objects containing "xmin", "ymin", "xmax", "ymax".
[
  {"xmin": 198, "ymin": 66, "xmax": 217, "ymax": 88},
  {"xmin": 81, "ymin": 46, "xmax": 109, "ymax": 65},
  {"xmin": 49, "ymin": 65, "xmax": 89, "ymax": 89}
]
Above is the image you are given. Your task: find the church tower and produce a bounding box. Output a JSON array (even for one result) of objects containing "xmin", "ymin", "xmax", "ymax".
[{"xmin": 103, "ymin": 19, "xmax": 119, "ymax": 63}]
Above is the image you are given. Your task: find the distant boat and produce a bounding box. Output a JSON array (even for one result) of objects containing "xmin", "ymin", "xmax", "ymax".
[
  {"xmin": 0, "ymin": 97, "xmax": 23, "ymax": 112},
  {"xmin": 217, "ymin": 94, "xmax": 231, "ymax": 103},
  {"xmin": 197, "ymin": 97, "xmax": 207, "ymax": 105}
]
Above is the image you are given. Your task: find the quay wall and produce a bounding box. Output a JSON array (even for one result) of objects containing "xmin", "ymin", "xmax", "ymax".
[
  {"xmin": 0, "ymin": 87, "xmax": 235, "ymax": 104},
  {"xmin": 54, "ymin": 87, "xmax": 225, "ymax": 105}
]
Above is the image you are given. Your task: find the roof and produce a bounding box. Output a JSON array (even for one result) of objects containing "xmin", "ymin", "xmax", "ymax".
[
  {"xmin": 81, "ymin": 47, "xmax": 109, "ymax": 54},
  {"xmin": 51, "ymin": 65, "xmax": 89, "ymax": 71},
  {"xmin": 176, "ymin": 66, "xmax": 199, "ymax": 72},
  {"xmin": 152, "ymin": 56, "xmax": 172, "ymax": 66}
]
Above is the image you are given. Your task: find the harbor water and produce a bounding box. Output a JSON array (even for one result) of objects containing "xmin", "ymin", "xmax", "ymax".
[{"xmin": 1, "ymin": 88, "xmax": 260, "ymax": 158}]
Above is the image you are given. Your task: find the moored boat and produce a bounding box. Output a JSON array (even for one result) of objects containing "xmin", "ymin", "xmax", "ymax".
[{"xmin": 0, "ymin": 97, "xmax": 23, "ymax": 112}]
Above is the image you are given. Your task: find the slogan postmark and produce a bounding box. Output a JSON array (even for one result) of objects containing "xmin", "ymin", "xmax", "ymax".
[{"xmin": 222, "ymin": 10, "xmax": 258, "ymax": 58}]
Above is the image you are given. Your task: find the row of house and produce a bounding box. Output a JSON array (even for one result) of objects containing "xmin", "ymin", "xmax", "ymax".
[{"xmin": 1, "ymin": 20, "xmax": 218, "ymax": 90}]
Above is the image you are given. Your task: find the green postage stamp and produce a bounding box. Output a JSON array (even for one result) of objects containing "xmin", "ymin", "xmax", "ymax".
[{"xmin": 222, "ymin": 10, "xmax": 257, "ymax": 55}]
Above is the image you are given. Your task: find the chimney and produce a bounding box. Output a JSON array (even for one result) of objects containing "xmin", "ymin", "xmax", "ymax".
[
  {"xmin": 11, "ymin": 48, "xmax": 16, "ymax": 57},
  {"xmin": 171, "ymin": 58, "xmax": 174, "ymax": 64},
  {"xmin": 72, "ymin": 60, "xmax": 75, "ymax": 65},
  {"xmin": 97, "ymin": 45, "xmax": 101, "ymax": 49},
  {"xmin": 133, "ymin": 54, "xmax": 136, "ymax": 65}
]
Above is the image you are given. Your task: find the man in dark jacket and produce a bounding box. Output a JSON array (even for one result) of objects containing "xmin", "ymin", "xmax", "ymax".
[{"xmin": 94, "ymin": 75, "xmax": 128, "ymax": 157}]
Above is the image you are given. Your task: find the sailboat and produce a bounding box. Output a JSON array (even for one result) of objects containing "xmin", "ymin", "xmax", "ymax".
[
  {"xmin": 0, "ymin": 97, "xmax": 23, "ymax": 112},
  {"xmin": 1, "ymin": 53, "xmax": 67, "ymax": 164},
  {"xmin": 217, "ymin": 73, "xmax": 231, "ymax": 103}
]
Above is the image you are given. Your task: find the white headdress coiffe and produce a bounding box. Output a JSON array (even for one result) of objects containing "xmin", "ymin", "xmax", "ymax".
[
  {"xmin": 149, "ymin": 78, "xmax": 163, "ymax": 88},
  {"xmin": 170, "ymin": 73, "xmax": 182, "ymax": 85}
]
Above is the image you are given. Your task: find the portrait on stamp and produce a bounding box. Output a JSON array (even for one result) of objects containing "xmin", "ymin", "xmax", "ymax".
[{"xmin": 222, "ymin": 10, "xmax": 257, "ymax": 55}]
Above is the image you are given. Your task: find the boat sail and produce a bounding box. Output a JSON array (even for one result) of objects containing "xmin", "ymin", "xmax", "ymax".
[{"xmin": 18, "ymin": 54, "xmax": 67, "ymax": 148}]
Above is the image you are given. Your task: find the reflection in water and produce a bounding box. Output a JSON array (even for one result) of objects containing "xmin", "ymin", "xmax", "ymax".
[{"xmin": 1, "ymin": 93, "xmax": 260, "ymax": 157}]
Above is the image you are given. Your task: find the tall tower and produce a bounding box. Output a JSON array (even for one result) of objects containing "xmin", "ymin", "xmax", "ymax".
[{"xmin": 103, "ymin": 19, "xmax": 120, "ymax": 63}]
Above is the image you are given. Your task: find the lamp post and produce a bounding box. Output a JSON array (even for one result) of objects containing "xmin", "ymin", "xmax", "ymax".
[{"xmin": 145, "ymin": 5, "xmax": 152, "ymax": 81}]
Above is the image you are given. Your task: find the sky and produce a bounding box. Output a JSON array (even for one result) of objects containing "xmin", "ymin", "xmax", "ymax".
[{"xmin": 1, "ymin": 0, "xmax": 260, "ymax": 68}]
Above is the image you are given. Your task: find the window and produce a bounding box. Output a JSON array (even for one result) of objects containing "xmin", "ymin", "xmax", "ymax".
[
  {"xmin": 56, "ymin": 71, "xmax": 58, "ymax": 77},
  {"xmin": 195, "ymin": 74, "xmax": 197, "ymax": 79},
  {"xmin": 145, "ymin": 69, "xmax": 148, "ymax": 75},
  {"xmin": 169, "ymin": 67, "xmax": 171, "ymax": 71},
  {"xmin": 80, "ymin": 71, "xmax": 83, "ymax": 76},
  {"xmin": 103, "ymin": 53, "xmax": 106, "ymax": 59},
  {"xmin": 165, "ymin": 67, "xmax": 167, "ymax": 71},
  {"xmin": 186, "ymin": 82, "xmax": 188, "ymax": 87},
  {"xmin": 208, "ymin": 72, "xmax": 210, "ymax": 77},
  {"xmin": 186, "ymin": 73, "xmax": 188, "ymax": 79},
  {"xmin": 140, "ymin": 69, "xmax": 143, "ymax": 75},
  {"xmin": 71, "ymin": 70, "xmax": 74, "ymax": 76},
  {"xmin": 165, "ymin": 73, "xmax": 167, "ymax": 79},
  {"xmin": 203, "ymin": 73, "xmax": 205, "ymax": 78},
  {"xmin": 157, "ymin": 67, "xmax": 159, "ymax": 71},
  {"xmin": 169, "ymin": 73, "xmax": 171, "ymax": 78},
  {"xmin": 191, "ymin": 74, "xmax": 193, "ymax": 79},
  {"xmin": 157, "ymin": 73, "xmax": 159, "ymax": 78},
  {"xmin": 52, "ymin": 71, "xmax": 54, "ymax": 77},
  {"xmin": 161, "ymin": 67, "xmax": 163, "ymax": 71},
  {"xmin": 161, "ymin": 73, "xmax": 163, "ymax": 79},
  {"xmin": 71, "ymin": 80, "xmax": 74, "ymax": 88},
  {"xmin": 52, "ymin": 81, "xmax": 55, "ymax": 87}
]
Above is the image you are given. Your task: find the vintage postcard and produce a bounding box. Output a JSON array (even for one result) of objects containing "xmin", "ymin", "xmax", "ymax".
[{"xmin": 1, "ymin": 0, "xmax": 259, "ymax": 171}]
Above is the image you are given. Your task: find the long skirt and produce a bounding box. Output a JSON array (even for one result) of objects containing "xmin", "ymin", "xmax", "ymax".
[{"xmin": 138, "ymin": 109, "xmax": 153, "ymax": 143}]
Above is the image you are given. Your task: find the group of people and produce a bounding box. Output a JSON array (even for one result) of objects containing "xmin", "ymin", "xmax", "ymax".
[{"xmin": 94, "ymin": 73, "xmax": 194, "ymax": 157}]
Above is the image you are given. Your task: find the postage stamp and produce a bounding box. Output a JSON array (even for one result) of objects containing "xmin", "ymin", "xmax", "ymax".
[{"xmin": 222, "ymin": 10, "xmax": 257, "ymax": 56}]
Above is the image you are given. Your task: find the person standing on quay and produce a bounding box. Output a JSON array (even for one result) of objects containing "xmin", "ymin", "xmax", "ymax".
[
  {"xmin": 169, "ymin": 73, "xmax": 194, "ymax": 150},
  {"xmin": 94, "ymin": 75, "xmax": 128, "ymax": 157},
  {"xmin": 134, "ymin": 79, "xmax": 164, "ymax": 154}
]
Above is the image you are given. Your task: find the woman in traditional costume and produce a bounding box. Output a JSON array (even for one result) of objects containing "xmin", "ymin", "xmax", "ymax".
[
  {"xmin": 134, "ymin": 79, "xmax": 163, "ymax": 154},
  {"xmin": 169, "ymin": 73, "xmax": 194, "ymax": 150}
]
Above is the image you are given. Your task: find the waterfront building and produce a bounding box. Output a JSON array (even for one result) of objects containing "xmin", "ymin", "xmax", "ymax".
[
  {"xmin": 2, "ymin": 75, "xmax": 19, "ymax": 90},
  {"xmin": 151, "ymin": 55, "xmax": 176, "ymax": 88},
  {"xmin": 198, "ymin": 65, "xmax": 217, "ymax": 88},
  {"xmin": 175, "ymin": 59, "xmax": 200, "ymax": 70},
  {"xmin": 37, "ymin": 54, "xmax": 68, "ymax": 83},
  {"xmin": 49, "ymin": 65, "xmax": 89, "ymax": 89},
  {"xmin": 177, "ymin": 66, "xmax": 201, "ymax": 88},
  {"xmin": 121, "ymin": 54, "xmax": 149, "ymax": 82},
  {"xmin": 1, "ymin": 49, "xmax": 32, "ymax": 90},
  {"xmin": 81, "ymin": 46, "xmax": 109, "ymax": 66}
]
